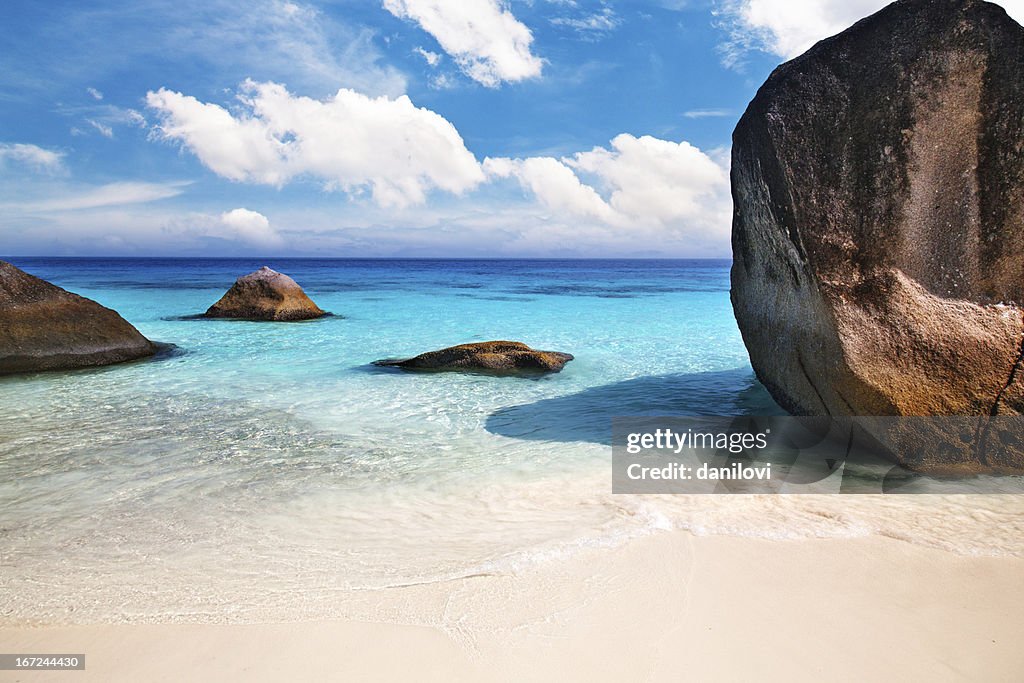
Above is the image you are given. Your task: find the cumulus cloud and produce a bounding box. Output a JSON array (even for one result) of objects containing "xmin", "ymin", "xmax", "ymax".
[
  {"xmin": 0, "ymin": 143, "xmax": 66, "ymax": 174},
  {"xmin": 485, "ymin": 155, "xmax": 620, "ymax": 223},
  {"xmin": 570, "ymin": 134, "xmax": 729, "ymax": 229},
  {"xmin": 382, "ymin": 0, "xmax": 543, "ymax": 86},
  {"xmin": 718, "ymin": 0, "xmax": 1024, "ymax": 64},
  {"xmin": 146, "ymin": 79, "xmax": 485, "ymax": 208},
  {"xmin": 219, "ymin": 208, "xmax": 284, "ymax": 247},
  {"xmin": 142, "ymin": 78, "xmax": 731, "ymax": 253},
  {"xmin": 86, "ymin": 87, "xmax": 103, "ymax": 100},
  {"xmin": 484, "ymin": 134, "xmax": 731, "ymax": 250}
]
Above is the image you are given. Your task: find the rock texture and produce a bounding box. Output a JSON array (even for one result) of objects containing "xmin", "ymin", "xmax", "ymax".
[
  {"xmin": 373, "ymin": 341, "xmax": 574, "ymax": 375},
  {"xmin": 0, "ymin": 260, "xmax": 157, "ymax": 374},
  {"xmin": 204, "ymin": 267, "xmax": 325, "ymax": 321},
  {"xmin": 730, "ymin": 0, "xmax": 1024, "ymax": 470}
]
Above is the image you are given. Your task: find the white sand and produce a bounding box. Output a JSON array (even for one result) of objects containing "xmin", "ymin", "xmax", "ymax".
[{"xmin": 3, "ymin": 531, "xmax": 1022, "ymax": 682}]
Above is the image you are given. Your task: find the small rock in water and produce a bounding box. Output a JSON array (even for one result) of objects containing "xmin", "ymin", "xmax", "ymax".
[
  {"xmin": 204, "ymin": 266, "xmax": 326, "ymax": 321},
  {"xmin": 373, "ymin": 341, "xmax": 574, "ymax": 376}
]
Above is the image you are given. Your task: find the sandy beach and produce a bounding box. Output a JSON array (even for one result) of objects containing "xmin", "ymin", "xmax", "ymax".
[{"xmin": 4, "ymin": 529, "xmax": 1022, "ymax": 682}]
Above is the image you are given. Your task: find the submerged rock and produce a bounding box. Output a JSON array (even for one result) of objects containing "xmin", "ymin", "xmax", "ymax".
[
  {"xmin": 730, "ymin": 0, "xmax": 1024, "ymax": 470},
  {"xmin": 204, "ymin": 267, "xmax": 325, "ymax": 321},
  {"xmin": 0, "ymin": 260, "xmax": 157, "ymax": 375},
  {"xmin": 373, "ymin": 341, "xmax": 574, "ymax": 375}
]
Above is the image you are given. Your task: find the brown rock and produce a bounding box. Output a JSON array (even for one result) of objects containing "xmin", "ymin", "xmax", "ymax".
[
  {"xmin": 204, "ymin": 267, "xmax": 325, "ymax": 321},
  {"xmin": 0, "ymin": 260, "xmax": 157, "ymax": 375},
  {"xmin": 730, "ymin": 0, "xmax": 1024, "ymax": 470},
  {"xmin": 373, "ymin": 341, "xmax": 574, "ymax": 375}
]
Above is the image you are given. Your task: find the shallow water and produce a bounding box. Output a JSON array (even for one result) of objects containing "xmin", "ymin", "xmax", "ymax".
[{"xmin": 1, "ymin": 258, "xmax": 1022, "ymax": 624}]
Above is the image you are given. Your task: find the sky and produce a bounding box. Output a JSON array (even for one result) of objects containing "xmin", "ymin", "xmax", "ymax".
[{"xmin": 1, "ymin": 0, "xmax": 1022, "ymax": 257}]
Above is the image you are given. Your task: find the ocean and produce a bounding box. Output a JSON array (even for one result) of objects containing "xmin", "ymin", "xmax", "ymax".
[{"xmin": 2, "ymin": 258, "xmax": 1022, "ymax": 624}]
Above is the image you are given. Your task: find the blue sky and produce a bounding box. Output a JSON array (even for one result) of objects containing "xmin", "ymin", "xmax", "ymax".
[{"xmin": 1, "ymin": 0, "xmax": 1021, "ymax": 257}]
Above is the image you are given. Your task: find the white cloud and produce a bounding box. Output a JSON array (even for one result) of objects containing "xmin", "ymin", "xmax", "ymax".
[
  {"xmin": 124, "ymin": 109, "xmax": 147, "ymax": 127},
  {"xmin": 550, "ymin": 8, "xmax": 621, "ymax": 35},
  {"xmin": 86, "ymin": 119, "xmax": 114, "ymax": 138},
  {"xmin": 429, "ymin": 73, "xmax": 456, "ymax": 90},
  {"xmin": 485, "ymin": 133, "xmax": 731, "ymax": 251},
  {"xmin": 84, "ymin": 105, "xmax": 147, "ymax": 128},
  {"xmin": 718, "ymin": 0, "xmax": 1024, "ymax": 63},
  {"xmin": 570, "ymin": 134, "xmax": 729, "ymax": 229},
  {"xmin": 0, "ymin": 205, "xmax": 288, "ymax": 255},
  {"xmin": 485, "ymin": 155, "xmax": 620, "ymax": 223},
  {"xmin": 86, "ymin": 87, "xmax": 103, "ymax": 100},
  {"xmin": 0, "ymin": 143, "xmax": 66, "ymax": 174},
  {"xmin": 3, "ymin": 181, "xmax": 189, "ymax": 212},
  {"xmin": 58, "ymin": 103, "xmax": 149, "ymax": 139},
  {"xmin": 414, "ymin": 46, "xmax": 441, "ymax": 66},
  {"xmin": 999, "ymin": 1, "xmax": 1024, "ymax": 23},
  {"xmin": 683, "ymin": 108, "xmax": 733, "ymax": 119},
  {"xmin": 218, "ymin": 208, "xmax": 284, "ymax": 247},
  {"xmin": 146, "ymin": 80, "xmax": 485, "ymax": 208},
  {"xmin": 717, "ymin": 0, "xmax": 890, "ymax": 61},
  {"xmin": 383, "ymin": 0, "xmax": 543, "ymax": 87}
]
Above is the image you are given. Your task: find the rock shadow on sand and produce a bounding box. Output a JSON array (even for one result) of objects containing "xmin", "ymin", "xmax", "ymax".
[{"xmin": 485, "ymin": 368, "xmax": 784, "ymax": 445}]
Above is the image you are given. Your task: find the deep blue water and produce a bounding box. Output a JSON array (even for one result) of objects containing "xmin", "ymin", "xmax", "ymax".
[{"xmin": 5, "ymin": 256, "xmax": 735, "ymax": 299}]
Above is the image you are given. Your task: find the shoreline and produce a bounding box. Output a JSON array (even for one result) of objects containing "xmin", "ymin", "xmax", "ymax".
[{"xmin": 4, "ymin": 530, "xmax": 1022, "ymax": 682}]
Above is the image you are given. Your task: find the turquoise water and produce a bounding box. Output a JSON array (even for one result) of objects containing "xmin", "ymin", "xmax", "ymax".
[{"xmin": 2, "ymin": 258, "xmax": 1022, "ymax": 624}]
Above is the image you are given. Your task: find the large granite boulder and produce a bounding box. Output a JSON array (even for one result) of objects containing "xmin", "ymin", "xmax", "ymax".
[
  {"xmin": 204, "ymin": 267, "xmax": 325, "ymax": 321},
  {"xmin": 0, "ymin": 260, "xmax": 157, "ymax": 374},
  {"xmin": 373, "ymin": 341, "xmax": 573, "ymax": 375},
  {"xmin": 730, "ymin": 0, "xmax": 1024, "ymax": 470}
]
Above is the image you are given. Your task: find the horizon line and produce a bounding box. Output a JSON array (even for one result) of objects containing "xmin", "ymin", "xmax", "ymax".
[
  {"xmin": 2, "ymin": 253, "xmax": 737, "ymax": 259},
  {"xmin": 3, "ymin": 255, "xmax": 735, "ymax": 261}
]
